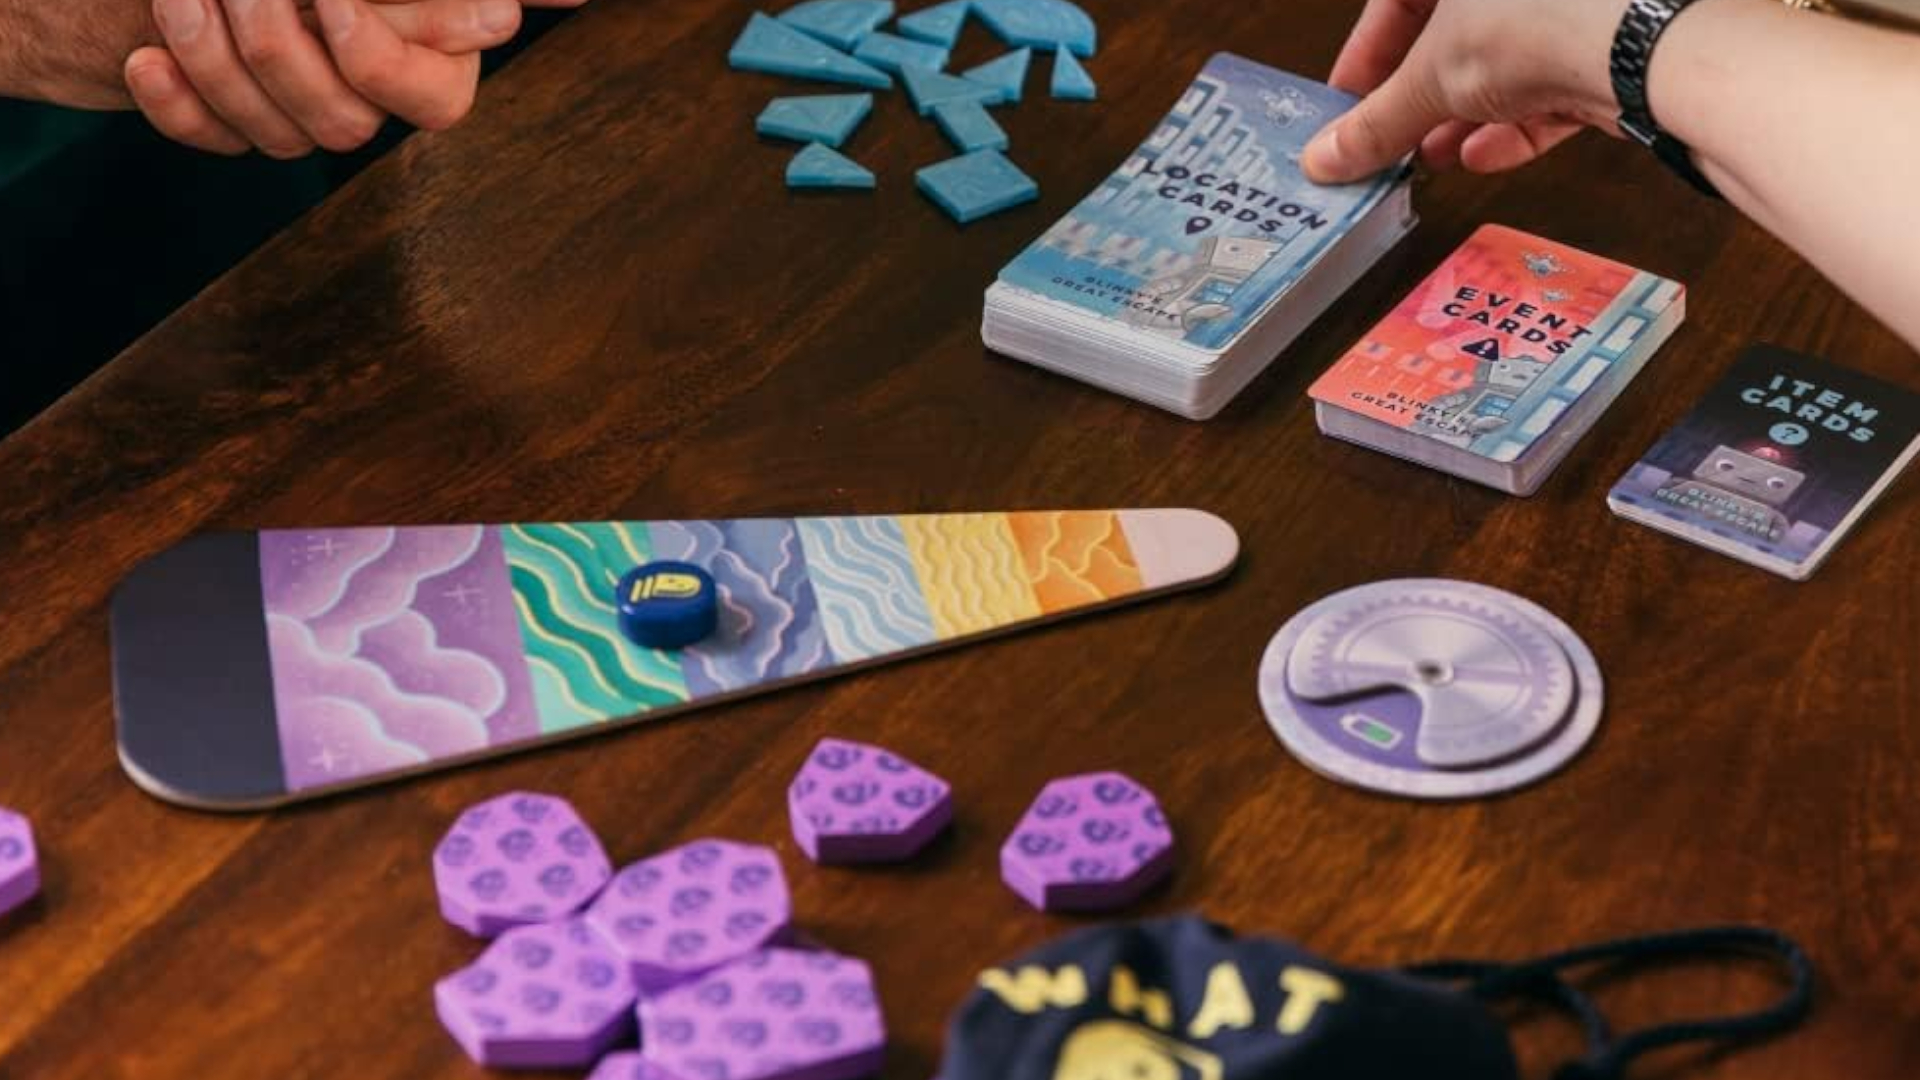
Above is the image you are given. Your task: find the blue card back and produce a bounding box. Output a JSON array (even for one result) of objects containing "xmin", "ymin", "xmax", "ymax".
[{"xmin": 994, "ymin": 53, "xmax": 1401, "ymax": 353}]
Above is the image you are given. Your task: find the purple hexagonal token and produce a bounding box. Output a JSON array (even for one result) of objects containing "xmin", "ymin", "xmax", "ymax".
[
  {"xmin": 434, "ymin": 791, "xmax": 614, "ymax": 938},
  {"xmin": 434, "ymin": 916, "xmax": 637, "ymax": 1069},
  {"xmin": 0, "ymin": 807, "xmax": 39, "ymax": 917},
  {"xmin": 1000, "ymin": 772, "xmax": 1174, "ymax": 913},
  {"xmin": 589, "ymin": 1051, "xmax": 684, "ymax": 1080},
  {"xmin": 789, "ymin": 738, "xmax": 953, "ymax": 865},
  {"xmin": 637, "ymin": 947, "xmax": 886, "ymax": 1080},
  {"xmin": 584, "ymin": 839, "xmax": 792, "ymax": 996}
]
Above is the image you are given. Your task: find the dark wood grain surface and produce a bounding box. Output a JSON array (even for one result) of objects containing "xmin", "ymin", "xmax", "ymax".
[{"xmin": 2, "ymin": 1, "xmax": 1916, "ymax": 1076}]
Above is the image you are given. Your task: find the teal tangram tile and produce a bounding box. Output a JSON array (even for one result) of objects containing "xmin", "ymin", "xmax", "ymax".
[
  {"xmin": 788, "ymin": 143, "xmax": 878, "ymax": 190},
  {"xmin": 915, "ymin": 149, "xmax": 1036, "ymax": 223},
  {"xmin": 931, "ymin": 99, "xmax": 1008, "ymax": 153},
  {"xmin": 779, "ymin": 0, "xmax": 895, "ymax": 51},
  {"xmin": 1051, "ymin": 49, "xmax": 1096, "ymax": 101},
  {"xmin": 730, "ymin": 12, "xmax": 892, "ymax": 89},
  {"xmin": 756, "ymin": 93, "xmax": 875, "ymax": 147},
  {"xmin": 962, "ymin": 48, "xmax": 1031, "ymax": 104},
  {"xmin": 897, "ymin": 0, "xmax": 971, "ymax": 47}
]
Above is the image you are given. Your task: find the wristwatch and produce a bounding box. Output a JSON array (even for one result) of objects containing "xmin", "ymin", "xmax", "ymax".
[{"xmin": 1609, "ymin": 0, "xmax": 1723, "ymax": 198}]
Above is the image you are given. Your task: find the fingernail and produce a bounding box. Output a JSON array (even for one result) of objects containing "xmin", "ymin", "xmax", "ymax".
[
  {"xmin": 1302, "ymin": 126, "xmax": 1342, "ymax": 183},
  {"xmin": 158, "ymin": 0, "xmax": 206, "ymax": 42},
  {"xmin": 321, "ymin": 0, "xmax": 356, "ymax": 38},
  {"xmin": 127, "ymin": 62, "xmax": 174, "ymax": 97},
  {"xmin": 477, "ymin": 0, "xmax": 517, "ymax": 34}
]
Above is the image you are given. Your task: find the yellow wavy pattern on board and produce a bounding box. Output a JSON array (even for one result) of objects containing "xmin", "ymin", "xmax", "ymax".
[
  {"xmin": 1006, "ymin": 511, "xmax": 1145, "ymax": 613},
  {"xmin": 898, "ymin": 513, "xmax": 1042, "ymax": 639}
]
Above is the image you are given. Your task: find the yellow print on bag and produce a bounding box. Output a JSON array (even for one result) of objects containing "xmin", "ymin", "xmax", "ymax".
[
  {"xmin": 978, "ymin": 961, "xmax": 1346, "ymax": 1045},
  {"xmin": 1052, "ymin": 1021, "xmax": 1224, "ymax": 1080}
]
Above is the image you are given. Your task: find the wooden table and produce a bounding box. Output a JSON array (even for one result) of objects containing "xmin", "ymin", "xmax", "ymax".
[{"xmin": 2, "ymin": 1, "xmax": 1916, "ymax": 1076}]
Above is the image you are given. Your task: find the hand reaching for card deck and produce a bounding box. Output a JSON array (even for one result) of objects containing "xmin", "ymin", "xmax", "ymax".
[
  {"xmin": 1306, "ymin": 0, "xmax": 1920, "ymax": 351},
  {"xmin": 0, "ymin": 0, "xmax": 588, "ymax": 157},
  {"xmin": 1302, "ymin": 0, "xmax": 1630, "ymax": 181}
]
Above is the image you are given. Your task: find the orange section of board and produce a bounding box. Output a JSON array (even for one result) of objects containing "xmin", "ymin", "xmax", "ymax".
[{"xmin": 1007, "ymin": 511, "xmax": 1144, "ymax": 613}]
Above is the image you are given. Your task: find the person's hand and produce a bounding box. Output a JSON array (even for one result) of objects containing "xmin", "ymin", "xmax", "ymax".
[
  {"xmin": 123, "ymin": 0, "xmax": 569, "ymax": 158},
  {"xmin": 1303, "ymin": 0, "xmax": 1633, "ymax": 185}
]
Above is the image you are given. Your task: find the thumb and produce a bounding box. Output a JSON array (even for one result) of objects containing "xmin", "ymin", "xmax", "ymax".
[
  {"xmin": 1304, "ymin": 71, "xmax": 1445, "ymax": 184},
  {"xmin": 317, "ymin": 0, "xmax": 480, "ymax": 130}
]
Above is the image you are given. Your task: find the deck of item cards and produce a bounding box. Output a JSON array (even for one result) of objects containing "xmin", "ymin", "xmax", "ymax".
[
  {"xmin": 1608, "ymin": 344, "xmax": 1920, "ymax": 580},
  {"xmin": 1310, "ymin": 225, "xmax": 1684, "ymax": 495},
  {"xmin": 982, "ymin": 53, "xmax": 1416, "ymax": 419}
]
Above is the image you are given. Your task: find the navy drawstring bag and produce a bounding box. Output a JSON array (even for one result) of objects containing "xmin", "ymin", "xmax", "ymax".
[{"xmin": 938, "ymin": 915, "xmax": 1812, "ymax": 1080}]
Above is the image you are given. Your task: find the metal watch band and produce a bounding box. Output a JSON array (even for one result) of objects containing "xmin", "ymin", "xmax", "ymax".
[{"xmin": 1609, "ymin": 0, "xmax": 1724, "ymax": 198}]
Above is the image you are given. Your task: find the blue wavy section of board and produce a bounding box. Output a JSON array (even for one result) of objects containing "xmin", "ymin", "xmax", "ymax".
[
  {"xmin": 649, "ymin": 520, "xmax": 831, "ymax": 695},
  {"xmin": 502, "ymin": 523, "xmax": 689, "ymax": 731},
  {"xmin": 795, "ymin": 516, "xmax": 937, "ymax": 662}
]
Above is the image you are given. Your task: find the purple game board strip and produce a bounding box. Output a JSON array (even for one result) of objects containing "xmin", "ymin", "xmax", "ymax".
[
  {"xmin": 648, "ymin": 521, "xmax": 831, "ymax": 697},
  {"xmin": 260, "ymin": 526, "xmax": 541, "ymax": 792}
]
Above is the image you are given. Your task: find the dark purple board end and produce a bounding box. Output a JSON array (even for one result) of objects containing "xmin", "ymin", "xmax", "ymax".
[{"xmin": 111, "ymin": 531, "xmax": 288, "ymax": 809}]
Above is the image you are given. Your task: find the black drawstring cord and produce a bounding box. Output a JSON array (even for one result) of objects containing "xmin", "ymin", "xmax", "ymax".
[
  {"xmin": 1409, "ymin": 958, "xmax": 1613, "ymax": 1059},
  {"xmin": 1409, "ymin": 926, "xmax": 1815, "ymax": 1080}
]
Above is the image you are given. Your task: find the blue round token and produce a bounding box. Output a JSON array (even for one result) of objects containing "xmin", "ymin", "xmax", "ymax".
[{"xmin": 614, "ymin": 562, "xmax": 719, "ymax": 650}]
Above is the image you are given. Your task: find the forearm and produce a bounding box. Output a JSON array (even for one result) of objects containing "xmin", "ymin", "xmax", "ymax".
[
  {"xmin": 0, "ymin": 0, "xmax": 151, "ymax": 107},
  {"xmin": 1652, "ymin": 0, "xmax": 1920, "ymax": 344}
]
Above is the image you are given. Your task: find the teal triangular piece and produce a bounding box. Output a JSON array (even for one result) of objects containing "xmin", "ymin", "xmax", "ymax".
[
  {"xmin": 851, "ymin": 29, "xmax": 949, "ymax": 74},
  {"xmin": 778, "ymin": 0, "xmax": 894, "ymax": 51},
  {"xmin": 757, "ymin": 93, "xmax": 875, "ymax": 147},
  {"xmin": 788, "ymin": 144, "xmax": 877, "ymax": 189},
  {"xmin": 900, "ymin": 65, "xmax": 999, "ymax": 116},
  {"xmin": 973, "ymin": 0, "xmax": 1096, "ymax": 56},
  {"xmin": 897, "ymin": 0, "xmax": 970, "ymax": 47},
  {"xmin": 730, "ymin": 12, "xmax": 893, "ymax": 89},
  {"xmin": 931, "ymin": 99, "xmax": 1007, "ymax": 153},
  {"xmin": 962, "ymin": 47, "xmax": 1030, "ymax": 104},
  {"xmin": 1050, "ymin": 48, "xmax": 1096, "ymax": 101}
]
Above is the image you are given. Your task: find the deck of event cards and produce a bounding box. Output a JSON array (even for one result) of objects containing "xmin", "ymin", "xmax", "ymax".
[
  {"xmin": 1608, "ymin": 344, "xmax": 1920, "ymax": 580},
  {"xmin": 1310, "ymin": 225, "xmax": 1684, "ymax": 495},
  {"xmin": 982, "ymin": 53, "xmax": 1416, "ymax": 419}
]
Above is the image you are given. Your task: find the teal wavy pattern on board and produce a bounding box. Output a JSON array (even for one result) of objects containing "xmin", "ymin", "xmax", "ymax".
[
  {"xmin": 503, "ymin": 523, "xmax": 688, "ymax": 731},
  {"xmin": 795, "ymin": 516, "xmax": 937, "ymax": 662}
]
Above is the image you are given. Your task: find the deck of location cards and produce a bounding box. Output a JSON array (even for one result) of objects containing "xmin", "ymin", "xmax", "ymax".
[
  {"xmin": 1310, "ymin": 225, "xmax": 1684, "ymax": 494},
  {"xmin": 982, "ymin": 52, "xmax": 1417, "ymax": 419},
  {"xmin": 1608, "ymin": 343, "xmax": 1920, "ymax": 579}
]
